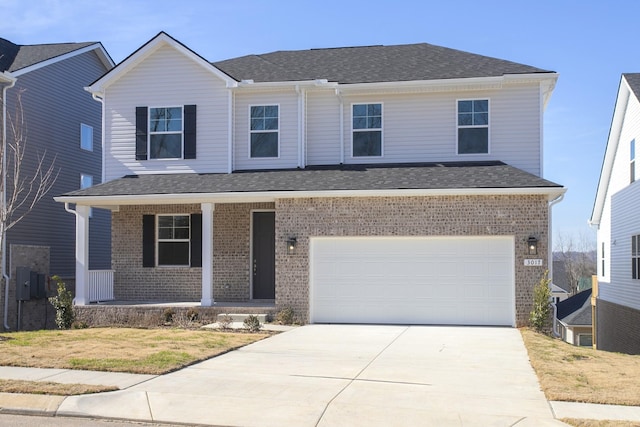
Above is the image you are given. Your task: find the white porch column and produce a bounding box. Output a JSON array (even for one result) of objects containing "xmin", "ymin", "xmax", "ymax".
[
  {"xmin": 74, "ymin": 205, "xmax": 90, "ymax": 305},
  {"xmin": 201, "ymin": 202, "xmax": 215, "ymax": 306}
]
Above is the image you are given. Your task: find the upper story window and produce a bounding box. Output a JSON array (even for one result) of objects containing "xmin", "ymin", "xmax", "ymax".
[
  {"xmin": 352, "ymin": 103, "xmax": 382, "ymax": 157},
  {"xmin": 457, "ymin": 99, "xmax": 489, "ymax": 154},
  {"xmin": 631, "ymin": 139, "xmax": 636, "ymax": 183},
  {"xmin": 80, "ymin": 123, "xmax": 93, "ymax": 151},
  {"xmin": 633, "ymin": 235, "xmax": 640, "ymax": 280},
  {"xmin": 157, "ymin": 214, "xmax": 190, "ymax": 266},
  {"xmin": 150, "ymin": 107, "xmax": 183, "ymax": 159},
  {"xmin": 135, "ymin": 105, "xmax": 196, "ymax": 161},
  {"xmin": 250, "ymin": 105, "xmax": 279, "ymax": 158}
]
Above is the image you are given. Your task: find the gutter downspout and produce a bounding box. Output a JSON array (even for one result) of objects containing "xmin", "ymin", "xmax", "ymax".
[
  {"xmin": 295, "ymin": 86, "xmax": 306, "ymax": 169},
  {"xmin": 549, "ymin": 192, "xmax": 565, "ymax": 338},
  {"xmin": 336, "ymin": 89, "xmax": 344, "ymax": 164},
  {"xmin": 3, "ymin": 76, "xmax": 16, "ymax": 330},
  {"xmin": 63, "ymin": 202, "xmax": 79, "ymax": 305},
  {"xmin": 90, "ymin": 92, "xmax": 105, "ymax": 183}
]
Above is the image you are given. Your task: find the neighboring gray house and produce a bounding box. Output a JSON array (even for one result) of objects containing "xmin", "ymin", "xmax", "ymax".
[
  {"xmin": 57, "ymin": 32, "xmax": 564, "ymax": 327},
  {"xmin": 0, "ymin": 37, "xmax": 113, "ymax": 329},
  {"xmin": 590, "ymin": 73, "xmax": 640, "ymax": 354},
  {"xmin": 555, "ymin": 288, "xmax": 593, "ymax": 347}
]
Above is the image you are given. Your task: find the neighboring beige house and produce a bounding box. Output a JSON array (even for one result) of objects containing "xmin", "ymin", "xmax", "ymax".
[
  {"xmin": 56, "ymin": 32, "xmax": 564, "ymax": 327},
  {"xmin": 590, "ymin": 73, "xmax": 640, "ymax": 354}
]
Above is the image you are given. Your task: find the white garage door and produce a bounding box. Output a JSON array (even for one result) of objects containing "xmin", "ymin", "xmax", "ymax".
[{"xmin": 310, "ymin": 236, "xmax": 515, "ymax": 326}]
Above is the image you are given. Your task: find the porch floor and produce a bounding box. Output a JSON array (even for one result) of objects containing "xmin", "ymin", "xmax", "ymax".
[{"xmin": 91, "ymin": 300, "xmax": 275, "ymax": 309}]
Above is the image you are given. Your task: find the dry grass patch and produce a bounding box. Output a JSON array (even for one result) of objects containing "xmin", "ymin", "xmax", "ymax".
[
  {"xmin": 0, "ymin": 379, "xmax": 116, "ymax": 396},
  {"xmin": 562, "ymin": 419, "xmax": 640, "ymax": 427},
  {"xmin": 0, "ymin": 328, "xmax": 265, "ymax": 375},
  {"xmin": 521, "ymin": 328, "xmax": 640, "ymax": 406}
]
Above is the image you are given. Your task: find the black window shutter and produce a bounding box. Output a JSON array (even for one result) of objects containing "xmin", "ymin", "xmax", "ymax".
[
  {"xmin": 142, "ymin": 215, "xmax": 155, "ymax": 267},
  {"xmin": 184, "ymin": 105, "xmax": 197, "ymax": 159},
  {"xmin": 190, "ymin": 213, "xmax": 202, "ymax": 267},
  {"xmin": 136, "ymin": 107, "xmax": 148, "ymax": 160}
]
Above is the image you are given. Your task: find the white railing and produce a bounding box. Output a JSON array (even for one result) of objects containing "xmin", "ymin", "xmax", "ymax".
[{"xmin": 87, "ymin": 270, "xmax": 114, "ymax": 302}]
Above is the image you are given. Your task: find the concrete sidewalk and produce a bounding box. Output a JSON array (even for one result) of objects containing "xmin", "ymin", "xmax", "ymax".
[{"xmin": 0, "ymin": 326, "xmax": 638, "ymax": 426}]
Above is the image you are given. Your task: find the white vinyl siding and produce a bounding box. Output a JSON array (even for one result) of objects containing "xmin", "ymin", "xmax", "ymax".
[
  {"xmin": 605, "ymin": 182, "xmax": 640, "ymax": 311},
  {"xmin": 103, "ymin": 45, "xmax": 230, "ymax": 180},
  {"xmin": 234, "ymin": 91, "xmax": 298, "ymax": 170},
  {"xmin": 306, "ymin": 90, "xmax": 341, "ymax": 165},
  {"xmin": 338, "ymin": 85, "xmax": 541, "ymax": 175}
]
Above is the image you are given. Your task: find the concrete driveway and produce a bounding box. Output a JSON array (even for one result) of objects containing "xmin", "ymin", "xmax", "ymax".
[{"xmin": 58, "ymin": 325, "xmax": 566, "ymax": 426}]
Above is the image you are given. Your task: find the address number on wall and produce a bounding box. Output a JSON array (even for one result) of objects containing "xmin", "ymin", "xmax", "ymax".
[{"xmin": 524, "ymin": 259, "xmax": 543, "ymax": 266}]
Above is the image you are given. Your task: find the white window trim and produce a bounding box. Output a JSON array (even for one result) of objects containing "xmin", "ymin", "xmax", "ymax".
[
  {"xmin": 351, "ymin": 102, "xmax": 384, "ymax": 158},
  {"xmin": 156, "ymin": 213, "xmax": 191, "ymax": 267},
  {"xmin": 456, "ymin": 98, "xmax": 490, "ymax": 156},
  {"xmin": 80, "ymin": 123, "xmax": 93, "ymax": 151},
  {"xmin": 631, "ymin": 139, "xmax": 636, "ymax": 183},
  {"xmin": 248, "ymin": 104, "xmax": 280, "ymax": 159},
  {"xmin": 148, "ymin": 106, "xmax": 184, "ymax": 161}
]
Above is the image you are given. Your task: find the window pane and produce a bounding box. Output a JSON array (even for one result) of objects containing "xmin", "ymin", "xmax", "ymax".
[
  {"xmin": 264, "ymin": 105, "xmax": 278, "ymax": 117},
  {"xmin": 368, "ymin": 116, "xmax": 382, "ymax": 129},
  {"xmin": 158, "ymin": 216, "xmax": 173, "ymax": 228},
  {"xmin": 353, "ymin": 104, "xmax": 367, "ymax": 117},
  {"xmin": 174, "ymin": 227, "xmax": 190, "ymax": 240},
  {"xmin": 473, "ymin": 100, "xmax": 488, "ymax": 112},
  {"xmin": 458, "ymin": 113, "xmax": 472, "ymax": 126},
  {"xmin": 251, "ymin": 118, "xmax": 264, "ymax": 131},
  {"xmin": 158, "ymin": 228, "xmax": 172, "ymax": 239},
  {"xmin": 474, "ymin": 112, "xmax": 489, "ymax": 126},
  {"xmin": 174, "ymin": 215, "xmax": 189, "ymax": 227},
  {"xmin": 458, "ymin": 128, "xmax": 488, "ymax": 154},
  {"xmin": 150, "ymin": 134, "xmax": 182, "ymax": 159},
  {"xmin": 633, "ymin": 258, "xmax": 637, "ymax": 280},
  {"xmin": 250, "ymin": 106, "xmax": 264, "ymax": 118},
  {"xmin": 81, "ymin": 124, "xmax": 93, "ymax": 151},
  {"xmin": 353, "ymin": 117, "xmax": 367, "ymax": 129},
  {"xmin": 353, "ymin": 131, "xmax": 382, "ymax": 156},
  {"xmin": 368, "ymin": 103, "xmax": 382, "ymax": 116},
  {"xmin": 458, "ymin": 100, "xmax": 472, "ymax": 112},
  {"xmin": 633, "ymin": 236, "xmax": 637, "ymax": 256},
  {"xmin": 264, "ymin": 118, "xmax": 278, "ymax": 130},
  {"xmin": 158, "ymin": 242, "xmax": 189, "ymax": 265},
  {"xmin": 632, "ymin": 139, "xmax": 636, "ymax": 160},
  {"xmin": 251, "ymin": 133, "xmax": 278, "ymax": 157}
]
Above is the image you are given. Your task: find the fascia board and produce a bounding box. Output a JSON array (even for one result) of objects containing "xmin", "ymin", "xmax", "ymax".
[
  {"xmin": 55, "ymin": 186, "xmax": 566, "ymax": 207},
  {"xmin": 86, "ymin": 33, "xmax": 237, "ymax": 95},
  {"xmin": 0, "ymin": 72, "xmax": 16, "ymax": 84},
  {"xmin": 590, "ymin": 77, "xmax": 630, "ymax": 226},
  {"xmin": 11, "ymin": 43, "xmax": 111, "ymax": 77}
]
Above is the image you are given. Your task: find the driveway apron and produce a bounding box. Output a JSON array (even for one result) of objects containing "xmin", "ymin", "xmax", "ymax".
[{"xmin": 58, "ymin": 325, "xmax": 560, "ymax": 426}]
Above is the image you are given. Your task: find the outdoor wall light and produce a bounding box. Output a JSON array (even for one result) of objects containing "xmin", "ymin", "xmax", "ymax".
[
  {"xmin": 287, "ymin": 237, "xmax": 297, "ymax": 254},
  {"xmin": 527, "ymin": 236, "xmax": 538, "ymax": 255}
]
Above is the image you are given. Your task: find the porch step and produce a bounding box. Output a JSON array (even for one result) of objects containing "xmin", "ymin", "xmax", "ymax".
[{"xmin": 217, "ymin": 313, "xmax": 268, "ymax": 323}]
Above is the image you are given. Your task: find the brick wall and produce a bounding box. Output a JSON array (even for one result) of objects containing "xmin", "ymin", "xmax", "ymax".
[
  {"xmin": 596, "ymin": 298, "xmax": 640, "ymax": 355},
  {"xmin": 112, "ymin": 203, "xmax": 274, "ymax": 302},
  {"xmin": 275, "ymin": 195, "xmax": 549, "ymax": 326}
]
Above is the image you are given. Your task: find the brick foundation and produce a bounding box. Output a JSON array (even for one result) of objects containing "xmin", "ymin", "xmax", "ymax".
[{"xmin": 596, "ymin": 298, "xmax": 640, "ymax": 355}]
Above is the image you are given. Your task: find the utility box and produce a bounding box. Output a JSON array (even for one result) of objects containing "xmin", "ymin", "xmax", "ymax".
[
  {"xmin": 15, "ymin": 266, "xmax": 31, "ymax": 301},
  {"xmin": 29, "ymin": 271, "xmax": 46, "ymax": 299}
]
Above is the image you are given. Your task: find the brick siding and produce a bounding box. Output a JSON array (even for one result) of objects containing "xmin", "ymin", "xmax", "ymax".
[
  {"xmin": 596, "ymin": 298, "xmax": 640, "ymax": 355},
  {"xmin": 275, "ymin": 195, "xmax": 549, "ymax": 326}
]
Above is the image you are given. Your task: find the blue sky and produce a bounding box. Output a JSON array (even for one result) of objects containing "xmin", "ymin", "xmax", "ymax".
[{"xmin": 1, "ymin": 0, "xmax": 634, "ymax": 247}]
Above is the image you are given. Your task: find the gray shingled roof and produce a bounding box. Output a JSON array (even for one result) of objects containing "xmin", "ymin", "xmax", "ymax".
[
  {"xmin": 557, "ymin": 288, "xmax": 592, "ymax": 326},
  {"xmin": 0, "ymin": 37, "xmax": 95, "ymax": 73},
  {"xmin": 213, "ymin": 43, "xmax": 553, "ymax": 84},
  {"xmin": 61, "ymin": 162, "xmax": 561, "ymax": 198},
  {"xmin": 624, "ymin": 73, "xmax": 640, "ymax": 100}
]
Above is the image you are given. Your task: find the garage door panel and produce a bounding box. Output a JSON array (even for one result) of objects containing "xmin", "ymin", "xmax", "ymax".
[{"xmin": 310, "ymin": 236, "xmax": 514, "ymax": 326}]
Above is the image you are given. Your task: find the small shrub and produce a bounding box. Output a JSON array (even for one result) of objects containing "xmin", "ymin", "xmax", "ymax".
[
  {"xmin": 48, "ymin": 276, "xmax": 75, "ymax": 330},
  {"xmin": 217, "ymin": 314, "xmax": 233, "ymax": 330},
  {"xmin": 275, "ymin": 307, "xmax": 295, "ymax": 325},
  {"xmin": 530, "ymin": 270, "xmax": 552, "ymax": 333},
  {"xmin": 186, "ymin": 307, "xmax": 199, "ymax": 322},
  {"xmin": 72, "ymin": 321, "xmax": 89, "ymax": 329},
  {"xmin": 243, "ymin": 315, "xmax": 261, "ymax": 332},
  {"xmin": 162, "ymin": 308, "xmax": 175, "ymax": 324}
]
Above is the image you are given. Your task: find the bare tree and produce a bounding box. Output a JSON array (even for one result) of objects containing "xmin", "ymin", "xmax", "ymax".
[
  {"xmin": 554, "ymin": 231, "xmax": 597, "ymax": 295},
  {"xmin": 0, "ymin": 88, "xmax": 58, "ymax": 266}
]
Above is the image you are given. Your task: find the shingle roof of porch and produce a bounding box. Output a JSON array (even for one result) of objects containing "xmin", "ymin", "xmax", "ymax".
[{"xmin": 60, "ymin": 161, "xmax": 561, "ymax": 199}]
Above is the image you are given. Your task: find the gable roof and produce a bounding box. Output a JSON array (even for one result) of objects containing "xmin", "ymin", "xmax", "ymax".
[
  {"xmin": 213, "ymin": 43, "xmax": 553, "ymax": 84},
  {"xmin": 0, "ymin": 37, "xmax": 113, "ymax": 75},
  {"xmin": 591, "ymin": 74, "xmax": 639, "ymax": 225},
  {"xmin": 557, "ymin": 288, "xmax": 592, "ymax": 326},
  {"xmin": 56, "ymin": 161, "xmax": 564, "ymax": 206}
]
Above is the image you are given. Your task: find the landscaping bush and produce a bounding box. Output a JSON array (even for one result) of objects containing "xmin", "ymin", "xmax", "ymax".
[
  {"xmin": 529, "ymin": 270, "xmax": 552, "ymax": 333},
  {"xmin": 275, "ymin": 307, "xmax": 295, "ymax": 325},
  {"xmin": 217, "ymin": 314, "xmax": 233, "ymax": 330},
  {"xmin": 162, "ymin": 308, "xmax": 175, "ymax": 324},
  {"xmin": 48, "ymin": 276, "xmax": 75, "ymax": 329},
  {"xmin": 243, "ymin": 315, "xmax": 261, "ymax": 332}
]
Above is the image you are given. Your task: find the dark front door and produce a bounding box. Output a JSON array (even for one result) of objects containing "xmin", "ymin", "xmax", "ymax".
[{"xmin": 252, "ymin": 211, "xmax": 275, "ymax": 299}]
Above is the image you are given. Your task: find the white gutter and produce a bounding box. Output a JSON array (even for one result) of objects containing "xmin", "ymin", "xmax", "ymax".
[
  {"xmin": 548, "ymin": 192, "xmax": 565, "ymax": 338},
  {"xmin": 295, "ymin": 85, "xmax": 304, "ymax": 168},
  {"xmin": 55, "ymin": 186, "xmax": 567, "ymax": 208},
  {"xmin": 336, "ymin": 88, "xmax": 344, "ymax": 164},
  {"xmin": 2, "ymin": 75, "xmax": 17, "ymax": 330},
  {"xmin": 228, "ymin": 90, "xmax": 233, "ymax": 173}
]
